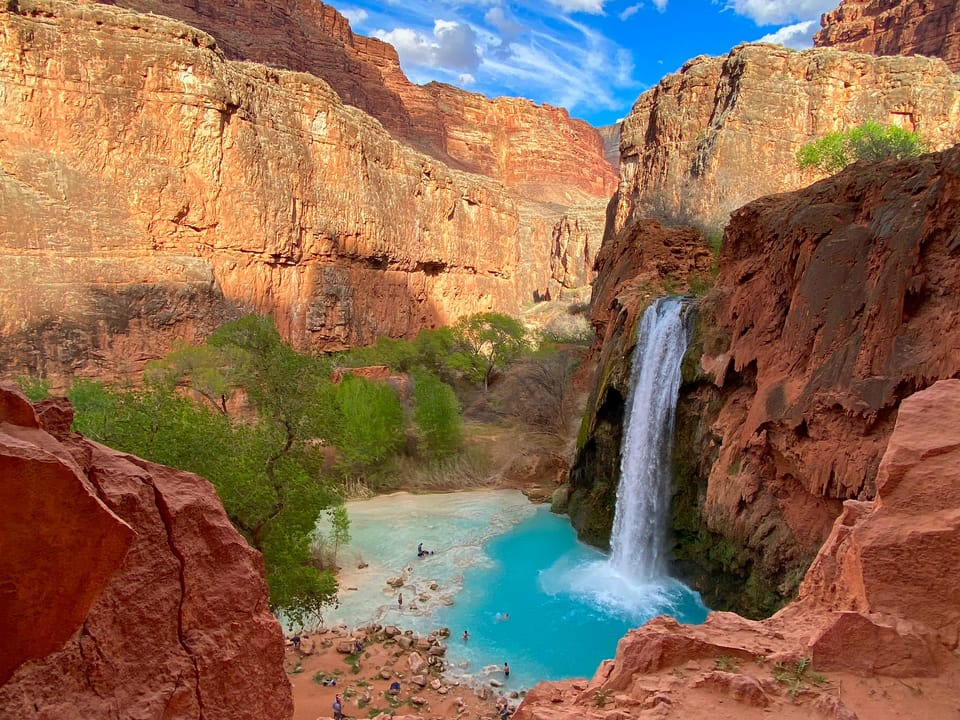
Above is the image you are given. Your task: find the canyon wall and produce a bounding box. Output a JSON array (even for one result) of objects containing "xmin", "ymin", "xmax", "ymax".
[
  {"xmin": 0, "ymin": 0, "xmax": 610, "ymax": 388},
  {"xmin": 85, "ymin": 0, "xmax": 617, "ymax": 204},
  {"xmin": 0, "ymin": 384, "xmax": 292, "ymax": 719},
  {"xmin": 518, "ymin": 380, "xmax": 960, "ymax": 720},
  {"xmin": 815, "ymin": 0, "xmax": 960, "ymax": 72},
  {"xmin": 571, "ymin": 143, "xmax": 960, "ymax": 618},
  {"xmin": 618, "ymin": 43, "xmax": 960, "ymax": 230}
]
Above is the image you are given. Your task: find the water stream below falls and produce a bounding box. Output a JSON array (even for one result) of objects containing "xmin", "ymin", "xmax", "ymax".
[{"xmin": 320, "ymin": 296, "xmax": 707, "ymax": 691}]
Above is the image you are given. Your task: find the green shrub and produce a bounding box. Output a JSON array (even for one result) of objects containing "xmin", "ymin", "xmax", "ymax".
[
  {"xmin": 797, "ymin": 120, "xmax": 925, "ymax": 174},
  {"xmin": 412, "ymin": 371, "xmax": 462, "ymax": 459}
]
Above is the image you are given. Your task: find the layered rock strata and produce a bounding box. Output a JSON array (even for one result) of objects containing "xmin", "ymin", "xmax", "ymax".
[
  {"xmin": 0, "ymin": 0, "xmax": 607, "ymax": 387},
  {"xmin": 517, "ymin": 380, "xmax": 960, "ymax": 720},
  {"xmin": 0, "ymin": 384, "xmax": 292, "ymax": 719},
  {"xmin": 85, "ymin": 0, "xmax": 617, "ymax": 204},
  {"xmin": 815, "ymin": 0, "xmax": 960, "ymax": 72},
  {"xmin": 618, "ymin": 43, "xmax": 960, "ymax": 230},
  {"xmin": 571, "ymin": 144, "xmax": 960, "ymax": 617}
]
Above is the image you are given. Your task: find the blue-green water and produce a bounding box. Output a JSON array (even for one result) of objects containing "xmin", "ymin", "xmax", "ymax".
[
  {"xmin": 323, "ymin": 490, "xmax": 708, "ymax": 692},
  {"xmin": 434, "ymin": 505, "xmax": 707, "ymax": 689}
]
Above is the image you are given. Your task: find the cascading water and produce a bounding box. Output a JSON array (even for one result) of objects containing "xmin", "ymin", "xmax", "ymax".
[{"xmin": 609, "ymin": 296, "xmax": 691, "ymax": 580}]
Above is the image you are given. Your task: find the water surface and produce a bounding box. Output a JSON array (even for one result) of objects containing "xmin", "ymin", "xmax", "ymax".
[{"xmin": 324, "ymin": 490, "xmax": 707, "ymax": 691}]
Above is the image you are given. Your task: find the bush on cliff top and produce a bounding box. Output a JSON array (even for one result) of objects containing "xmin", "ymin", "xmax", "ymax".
[{"xmin": 796, "ymin": 120, "xmax": 925, "ymax": 174}]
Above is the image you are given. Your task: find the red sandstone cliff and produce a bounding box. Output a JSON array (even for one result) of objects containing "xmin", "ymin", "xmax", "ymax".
[
  {"xmin": 519, "ymin": 380, "xmax": 960, "ymax": 720},
  {"xmin": 0, "ymin": 384, "xmax": 292, "ymax": 718},
  {"xmin": 570, "ymin": 142, "xmax": 960, "ymax": 617},
  {"xmin": 618, "ymin": 43, "xmax": 960, "ymax": 230},
  {"xmin": 84, "ymin": 0, "xmax": 617, "ymax": 205},
  {"xmin": 694, "ymin": 143, "xmax": 960, "ymax": 595},
  {"xmin": 815, "ymin": 0, "xmax": 960, "ymax": 72},
  {"xmin": 0, "ymin": 0, "xmax": 606, "ymax": 388}
]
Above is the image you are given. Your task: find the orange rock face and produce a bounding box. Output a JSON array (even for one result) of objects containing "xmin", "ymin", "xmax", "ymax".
[
  {"xmin": 0, "ymin": 0, "xmax": 611, "ymax": 387},
  {"xmin": 815, "ymin": 0, "xmax": 960, "ymax": 72},
  {"xmin": 618, "ymin": 43, "xmax": 960, "ymax": 230},
  {"xmin": 87, "ymin": 0, "xmax": 617, "ymax": 204},
  {"xmin": 701, "ymin": 143, "xmax": 960, "ymax": 563},
  {"xmin": 0, "ymin": 385, "xmax": 292, "ymax": 719},
  {"xmin": 517, "ymin": 380, "xmax": 960, "ymax": 720}
]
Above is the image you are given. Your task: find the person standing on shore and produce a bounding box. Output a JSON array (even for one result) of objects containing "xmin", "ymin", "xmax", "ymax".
[
  {"xmin": 504, "ymin": 662, "xmax": 510, "ymax": 678},
  {"xmin": 398, "ymin": 592, "xmax": 403, "ymax": 609}
]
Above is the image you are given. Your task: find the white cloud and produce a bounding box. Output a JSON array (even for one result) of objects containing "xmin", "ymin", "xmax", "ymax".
[
  {"xmin": 652, "ymin": 0, "xmax": 668, "ymax": 11},
  {"xmin": 485, "ymin": 7, "xmax": 528, "ymax": 58},
  {"xmin": 725, "ymin": 0, "xmax": 837, "ymax": 25},
  {"xmin": 546, "ymin": 0, "xmax": 607, "ymax": 14},
  {"xmin": 376, "ymin": 20, "xmax": 481, "ymax": 72},
  {"xmin": 341, "ymin": 8, "xmax": 369, "ymax": 28},
  {"xmin": 458, "ymin": 72, "xmax": 477, "ymax": 85},
  {"xmin": 619, "ymin": 3, "xmax": 643, "ymax": 20},
  {"xmin": 757, "ymin": 19, "xmax": 818, "ymax": 48}
]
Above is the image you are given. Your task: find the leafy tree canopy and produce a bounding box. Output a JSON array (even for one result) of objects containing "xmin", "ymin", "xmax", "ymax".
[
  {"xmin": 412, "ymin": 370, "xmax": 462, "ymax": 459},
  {"xmin": 447, "ymin": 312, "xmax": 529, "ymax": 392},
  {"xmin": 797, "ymin": 120, "xmax": 925, "ymax": 174}
]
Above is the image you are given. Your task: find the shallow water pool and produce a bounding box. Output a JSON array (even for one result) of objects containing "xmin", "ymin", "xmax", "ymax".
[{"xmin": 323, "ymin": 490, "xmax": 708, "ymax": 691}]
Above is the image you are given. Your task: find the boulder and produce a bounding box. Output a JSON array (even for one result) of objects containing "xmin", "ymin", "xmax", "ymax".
[{"xmin": 0, "ymin": 389, "xmax": 292, "ymax": 718}]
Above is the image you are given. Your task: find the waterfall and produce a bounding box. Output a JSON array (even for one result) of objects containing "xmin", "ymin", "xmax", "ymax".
[{"xmin": 609, "ymin": 296, "xmax": 690, "ymax": 581}]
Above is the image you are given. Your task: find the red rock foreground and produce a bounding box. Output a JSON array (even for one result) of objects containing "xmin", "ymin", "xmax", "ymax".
[
  {"xmin": 0, "ymin": 385, "xmax": 292, "ymax": 719},
  {"xmin": 516, "ymin": 380, "xmax": 960, "ymax": 720}
]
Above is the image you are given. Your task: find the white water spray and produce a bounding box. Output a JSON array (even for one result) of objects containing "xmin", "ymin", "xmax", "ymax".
[{"xmin": 609, "ymin": 296, "xmax": 690, "ymax": 580}]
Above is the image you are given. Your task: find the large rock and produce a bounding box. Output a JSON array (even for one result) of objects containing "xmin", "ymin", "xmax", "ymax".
[
  {"xmin": 680, "ymin": 145, "xmax": 960, "ymax": 613},
  {"xmin": 0, "ymin": 387, "xmax": 134, "ymax": 684},
  {"xmin": 617, "ymin": 42, "xmax": 960, "ymax": 230},
  {"xmin": 0, "ymin": 0, "xmax": 610, "ymax": 388},
  {"xmin": 515, "ymin": 381, "xmax": 960, "ymax": 720},
  {"xmin": 572, "ymin": 143, "xmax": 960, "ymax": 617},
  {"xmin": 0, "ymin": 385, "xmax": 292, "ymax": 719},
  {"xmin": 815, "ymin": 0, "xmax": 960, "ymax": 72}
]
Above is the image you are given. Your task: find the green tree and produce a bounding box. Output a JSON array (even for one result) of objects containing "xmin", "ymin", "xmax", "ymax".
[
  {"xmin": 331, "ymin": 374, "xmax": 404, "ymax": 472},
  {"xmin": 412, "ymin": 370, "xmax": 462, "ymax": 459},
  {"xmin": 16, "ymin": 375, "xmax": 50, "ymax": 402},
  {"xmin": 797, "ymin": 120, "xmax": 925, "ymax": 174},
  {"xmin": 74, "ymin": 316, "xmax": 345, "ymax": 626},
  {"xmin": 447, "ymin": 312, "xmax": 528, "ymax": 392}
]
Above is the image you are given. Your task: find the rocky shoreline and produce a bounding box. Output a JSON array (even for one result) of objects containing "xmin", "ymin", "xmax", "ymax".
[{"xmin": 286, "ymin": 623, "xmax": 530, "ymax": 720}]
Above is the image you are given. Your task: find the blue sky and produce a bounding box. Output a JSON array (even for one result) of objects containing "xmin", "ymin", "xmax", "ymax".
[{"xmin": 337, "ymin": 0, "xmax": 841, "ymax": 127}]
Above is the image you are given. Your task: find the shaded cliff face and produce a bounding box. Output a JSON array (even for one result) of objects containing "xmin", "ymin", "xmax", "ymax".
[
  {"xmin": 573, "ymin": 144, "xmax": 960, "ymax": 618},
  {"xmin": 86, "ymin": 0, "xmax": 617, "ymax": 205},
  {"xmin": 618, "ymin": 43, "xmax": 960, "ymax": 230},
  {"xmin": 815, "ymin": 0, "xmax": 960, "ymax": 72},
  {"xmin": 566, "ymin": 218, "xmax": 713, "ymax": 547},
  {"xmin": 691, "ymin": 145, "xmax": 960, "ymax": 607},
  {"xmin": 0, "ymin": 385, "xmax": 292, "ymax": 719},
  {"xmin": 516, "ymin": 381, "xmax": 960, "ymax": 720},
  {"xmin": 0, "ymin": 0, "xmax": 607, "ymax": 386}
]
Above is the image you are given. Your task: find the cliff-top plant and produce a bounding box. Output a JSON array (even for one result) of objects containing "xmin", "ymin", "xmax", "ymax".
[{"xmin": 796, "ymin": 120, "xmax": 925, "ymax": 174}]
